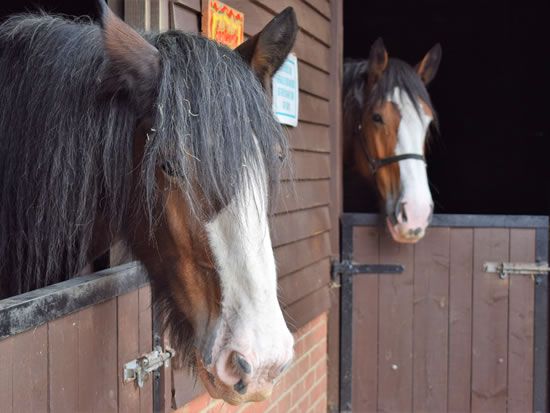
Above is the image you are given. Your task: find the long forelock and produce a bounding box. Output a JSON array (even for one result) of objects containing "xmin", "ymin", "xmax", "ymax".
[{"xmin": 142, "ymin": 32, "xmax": 288, "ymax": 227}]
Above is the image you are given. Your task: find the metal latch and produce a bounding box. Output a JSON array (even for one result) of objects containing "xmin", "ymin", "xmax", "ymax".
[
  {"xmin": 483, "ymin": 262, "xmax": 550, "ymax": 280},
  {"xmin": 123, "ymin": 346, "xmax": 176, "ymax": 388}
]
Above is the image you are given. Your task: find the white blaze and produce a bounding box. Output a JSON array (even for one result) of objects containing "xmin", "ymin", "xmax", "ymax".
[
  {"xmin": 205, "ymin": 161, "xmax": 293, "ymax": 382},
  {"xmin": 389, "ymin": 87, "xmax": 433, "ymax": 229}
]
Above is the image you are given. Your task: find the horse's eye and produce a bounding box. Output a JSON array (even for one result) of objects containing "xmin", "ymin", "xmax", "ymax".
[
  {"xmin": 161, "ymin": 162, "xmax": 176, "ymax": 177},
  {"xmin": 372, "ymin": 113, "xmax": 384, "ymax": 124}
]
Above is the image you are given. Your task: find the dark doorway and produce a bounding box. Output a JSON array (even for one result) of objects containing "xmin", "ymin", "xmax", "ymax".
[{"xmin": 344, "ymin": 0, "xmax": 550, "ymax": 215}]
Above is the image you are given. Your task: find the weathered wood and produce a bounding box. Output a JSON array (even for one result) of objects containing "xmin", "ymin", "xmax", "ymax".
[
  {"xmin": 271, "ymin": 206, "xmax": 331, "ymax": 247},
  {"xmin": 170, "ymin": 2, "xmax": 200, "ymax": 32},
  {"xmin": 278, "ymin": 258, "xmax": 330, "ymax": 306},
  {"xmin": 471, "ymin": 228, "xmax": 509, "ymax": 413},
  {"xmin": 303, "ymin": 0, "xmax": 331, "ymax": 19},
  {"xmin": 117, "ymin": 291, "xmax": 141, "ymax": 413},
  {"xmin": 281, "ymin": 151, "xmax": 330, "ymax": 181},
  {"xmin": 78, "ymin": 299, "xmax": 118, "ymax": 412},
  {"xmin": 0, "ymin": 337, "xmax": 14, "ymax": 412},
  {"xmin": 274, "ymin": 231, "xmax": 331, "ymax": 276},
  {"xmin": 508, "ymin": 229, "xmax": 535, "ymax": 412},
  {"xmin": 413, "ymin": 227, "xmax": 450, "ymax": 412},
  {"xmin": 299, "ymin": 92, "xmax": 330, "ymax": 125},
  {"xmin": 351, "ymin": 226, "xmax": 379, "ymax": 412},
  {"xmin": 255, "ymin": 0, "xmax": 331, "ymax": 45},
  {"xmin": 377, "ymin": 233, "xmax": 414, "ymax": 412},
  {"xmin": 448, "ymin": 228, "xmax": 474, "ymax": 413},
  {"xmin": 139, "ymin": 285, "xmax": 154, "ymax": 412},
  {"xmin": 12, "ymin": 325, "xmax": 48, "ymax": 412},
  {"xmin": 284, "ymin": 286, "xmax": 330, "ymax": 332},
  {"xmin": 274, "ymin": 180, "xmax": 331, "ymax": 215},
  {"xmin": 286, "ymin": 122, "xmax": 330, "ymax": 153},
  {"xmin": 49, "ymin": 312, "xmax": 79, "ymax": 413},
  {"xmin": 298, "ymin": 63, "xmax": 330, "ymax": 99}
]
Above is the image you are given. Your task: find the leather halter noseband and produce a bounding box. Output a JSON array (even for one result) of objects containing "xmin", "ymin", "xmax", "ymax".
[{"xmin": 356, "ymin": 124, "xmax": 426, "ymax": 174}]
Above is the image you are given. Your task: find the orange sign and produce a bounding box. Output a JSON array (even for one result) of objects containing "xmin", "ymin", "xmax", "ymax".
[{"xmin": 202, "ymin": 0, "xmax": 244, "ymax": 49}]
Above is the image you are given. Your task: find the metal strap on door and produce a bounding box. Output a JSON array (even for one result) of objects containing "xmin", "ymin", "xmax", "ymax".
[{"xmin": 332, "ymin": 215, "xmax": 404, "ymax": 413}]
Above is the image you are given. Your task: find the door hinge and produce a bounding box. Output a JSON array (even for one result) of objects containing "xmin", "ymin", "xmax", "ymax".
[
  {"xmin": 483, "ymin": 261, "xmax": 550, "ymax": 280},
  {"xmin": 331, "ymin": 259, "xmax": 404, "ymax": 281},
  {"xmin": 123, "ymin": 346, "xmax": 176, "ymax": 388}
]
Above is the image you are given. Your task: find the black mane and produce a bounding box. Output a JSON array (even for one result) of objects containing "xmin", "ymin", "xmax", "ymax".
[
  {"xmin": 343, "ymin": 58, "xmax": 437, "ymax": 133},
  {"xmin": 0, "ymin": 14, "xmax": 287, "ymax": 297}
]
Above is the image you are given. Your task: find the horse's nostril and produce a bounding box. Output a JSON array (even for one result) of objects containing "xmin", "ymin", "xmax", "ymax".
[
  {"xmin": 233, "ymin": 352, "xmax": 251, "ymax": 375},
  {"xmin": 234, "ymin": 379, "xmax": 247, "ymax": 395},
  {"xmin": 399, "ymin": 202, "xmax": 408, "ymax": 223}
]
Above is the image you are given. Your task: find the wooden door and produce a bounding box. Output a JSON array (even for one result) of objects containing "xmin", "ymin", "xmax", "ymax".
[{"xmin": 341, "ymin": 213, "xmax": 548, "ymax": 413}]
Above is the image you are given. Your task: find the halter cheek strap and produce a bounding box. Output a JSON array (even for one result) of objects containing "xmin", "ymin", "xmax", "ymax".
[{"xmin": 356, "ymin": 124, "xmax": 426, "ymax": 174}]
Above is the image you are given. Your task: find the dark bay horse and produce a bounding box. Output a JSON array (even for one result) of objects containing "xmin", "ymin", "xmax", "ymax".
[
  {"xmin": 0, "ymin": 4, "xmax": 298, "ymax": 405},
  {"xmin": 343, "ymin": 38, "xmax": 441, "ymax": 243}
]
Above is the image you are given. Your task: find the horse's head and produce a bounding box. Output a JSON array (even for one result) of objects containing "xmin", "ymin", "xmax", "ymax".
[
  {"xmin": 97, "ymin": 4, "xmax": 297, "ymax": 405},
  {"xmin": 349, "ymin": 38, "xmax": 441, "ymax": 243}
]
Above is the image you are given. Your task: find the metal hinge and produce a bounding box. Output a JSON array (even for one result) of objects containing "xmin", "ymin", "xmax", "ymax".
[
  {"xmin": 483, "ymin": 261, "xmax": 550, "ymax": 280},
  {"xmin": 123, "ymin": 346, "xmax": 176, "ymax": 388},
  {"xmin": 331, "ymin": 259, "xmax": 404, "ymax": 281}
]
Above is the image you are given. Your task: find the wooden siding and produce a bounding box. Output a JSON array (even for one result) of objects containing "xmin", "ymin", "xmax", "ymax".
[{"xmin": 0, "ymin": 286, "xmax": 153, "ymax": 413}]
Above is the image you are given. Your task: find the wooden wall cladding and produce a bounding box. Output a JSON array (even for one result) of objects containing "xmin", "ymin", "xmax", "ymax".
[{"xmin": 0, "ymin": 286, "xmax": 153, "ymax": 413}]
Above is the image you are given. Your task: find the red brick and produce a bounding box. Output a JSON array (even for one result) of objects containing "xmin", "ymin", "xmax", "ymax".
[
  {"xmin": 297, "ymin": 394, "xmax": 311, "ymax": 412},
  {"xmin": 275, "ymin": 392, "xmax": 291, "ymax": 413},
  {"xmin": 309, "ymin": 340, "xmax": 327, "ymax": 364},
  {"xmin": 181, "ymin": 393, "xmax": 211, "ymax": 412},
  {"xmin": 309, "ymin": 376, "xmax": 327, "ymax": 407},
  {"xmin": 314, "ymin": 360, "xmax": 326, "ymax": 381},
  {"xmin": 304, "ymin": 369, "xmax": 316, "ymax": 391},
  {"xmin": 242, "ymin": 399, "xmax": 270, "ymax": 413}
]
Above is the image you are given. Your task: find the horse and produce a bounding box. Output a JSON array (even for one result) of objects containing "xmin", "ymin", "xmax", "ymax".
[
  {"xmin": 0, "ymin": 3, "xmax": 298, "ymax": 405},
  {"xmin": 343, "ymin": 38, "xmax": 442, "ymax": 243}
]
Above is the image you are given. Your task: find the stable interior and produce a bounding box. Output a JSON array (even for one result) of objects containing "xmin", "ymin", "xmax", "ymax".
[{"xmin": 344, "ymin": 0, "xmax": 550, "ymax": 216}]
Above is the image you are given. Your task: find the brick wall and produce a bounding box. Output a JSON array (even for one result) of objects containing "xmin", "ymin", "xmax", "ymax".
[{"xmin": 177, "ymin": 313, "xmax": 328, "ymax": 413}]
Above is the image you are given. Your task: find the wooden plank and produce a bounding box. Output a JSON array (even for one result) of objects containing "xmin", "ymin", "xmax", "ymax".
[
  {"xmin": 78, "ymin": 299, "xmax": 118, "ymax": 412},
  {"xmin": 377, "ymin": 233, "xmax": 414, "ymax": 412},
  {"xmin": 471, "ymin": 228, "xmax": 509, "ymax": 413},
  {"xmin": 282, "ymin": 151, "xmax": 330, "ymax": 181},
  {"xmin": 274, "ymin": 180, "xmax": 331, "ymax": 215},
  {"xmin": 508, "ymin": 229, "xmax": 535, "ymax": 412},
  {"xmin": 299, "ymin": 91, "xmax": 330, "ymax": 125},
  {"xmin": 255, "ymin": 0, "xmax": 331, "ymax": 45},
  {"xmin": 118, "ymin": 291, "xmax": 141, "ymax": 413},
  {"xmin": 0, "ymin": 337, "xmax": 13, "ymax": 412},
  {"xmin": 173, "ymin": 0, "xmax": 201, "ymax": 13},
  {"xmin": 170, "ymin": 2, "xmax": 199, "ymax": 32},
  {"xmin": 286, "ymin": 123, "xmax": 330, "ymax": 153},
  {"xmin": 298, "ymin": 63, "xmax": 330, "ymax": 99},
  {"xmin": 124, "ymin": 0, "xmax": 148, "ymax": 30},
  {"xmin": 271, "ymin": 206, "xmax": 331, "ymax": 247},
  {"xmin": 303, "ymin": 0, "xmax": 331, "ymax": 19},
  {"xmin": 225, "ymin": 1, "xmax": 330, "ymax": 71},
  {"xmin": 413, "ymin": 227, "xmax": 450, "ymax": 412},
  {"xmin": 283, "ymin": 286, "xmax": 330, "ymax": 332},
  {"xmin": 278, "ymin": 258, "xmax": 330, "ymax": 306},
  {"xmin": 49, "ymin": 312, "xmax": 79, "ymax": 413},
  {"xmin": 139, "ymin": 285, "xmax": 153, "ymax": 412},
  {"xmin": 274, "ymin": 231, "xmax": 331, "ymax": 276},
  {"xmin": 448, "ymin": 228, "xmax": 474, "ymax": 413},
  {"xmin": 12, "ymin": 325, "xmax": 48, "ymax": 412},
  {"xmin": 351, "ymin": 226, "xmax": 379, "ymax": 412}
]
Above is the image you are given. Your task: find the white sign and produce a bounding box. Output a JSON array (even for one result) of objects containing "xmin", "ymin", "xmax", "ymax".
[{"xmin": 272, "ymin": 53, "xmax": 299, "ymax": 127}]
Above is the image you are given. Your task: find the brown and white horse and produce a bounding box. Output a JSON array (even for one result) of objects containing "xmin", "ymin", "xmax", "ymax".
[
  {"xmin": 0, "ymin": 3, "xmax": 298, "ymax": 405},
  {"xmin": 343, "ymin": 38, "xmax": 441, "ymax": 243}
]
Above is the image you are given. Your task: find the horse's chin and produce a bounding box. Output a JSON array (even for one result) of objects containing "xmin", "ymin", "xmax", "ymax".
[
  {"xmin": 195, "ymin": 352, "xmax": 272, "ymax": 405},
  {"xmin": 386, "ymin": 217, "xmax": 425, "ymax": 244}
]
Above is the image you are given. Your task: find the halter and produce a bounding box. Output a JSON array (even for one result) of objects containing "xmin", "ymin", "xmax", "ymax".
[{"xmin": 356, "ymin": 124, "xmax": 426, "ymax": 174}]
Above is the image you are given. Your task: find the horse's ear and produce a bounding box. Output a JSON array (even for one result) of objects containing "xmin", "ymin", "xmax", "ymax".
[
  {"xmin": 235, "ymin": 7, "xmax": 298, "ymax": 89},
  {"xmin": 367, "ymin": 37, "xmax": 388, "ymax": 86},
  {"xmin": 97, "ymin": 1, "xmax": 160, "ymax": 106},
  {"xmin": 416, "ymin": 44, "xmax": 442, "ymax": 85}
]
